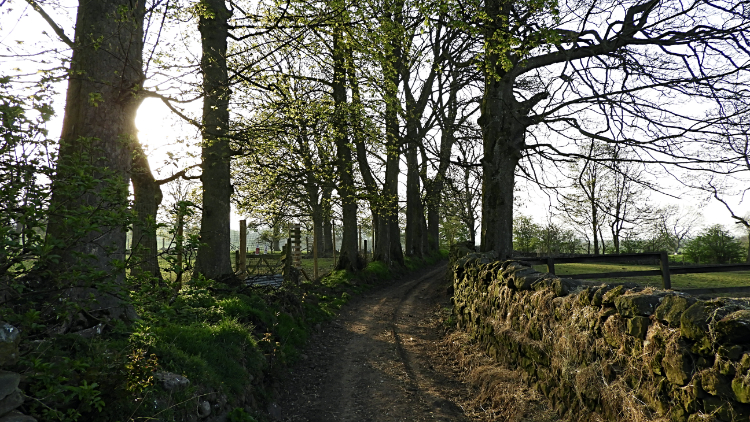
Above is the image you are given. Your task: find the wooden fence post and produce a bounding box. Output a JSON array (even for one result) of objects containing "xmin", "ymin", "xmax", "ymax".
[
  {"xmin": 293, "ymin": 223, "xmax": 301, "ymax": 268},
  {"xmin": 332, "ymin": 219, "xmax": 336, "ymax": 266},
  {"xmin": 313, "ymin": 225, "xmax": 319, "ymax": 280},
  {"xmin": 660, "ymin": 251, "xmax": 672, "ymax": 290},
  {"xmin": 546, "ymin": 256, "xmax": 556, "ymax": 275},
  {"xmin": 283, "ymin": 238, "xmax": 292, "ymax": 280},
  {"xmin": 239, "ymin": 219, "xmax": 247, "ymax": 276}
]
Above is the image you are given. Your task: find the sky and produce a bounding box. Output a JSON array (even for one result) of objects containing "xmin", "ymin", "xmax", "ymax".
[{"xmin": 2, "ymin": 0, "xmax": 750, "ymax": 239}]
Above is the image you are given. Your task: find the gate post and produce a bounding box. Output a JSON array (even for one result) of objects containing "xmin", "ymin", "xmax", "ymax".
[
  {"xmin": 363, "ymin": 239, "xmax": 368, "ymax": 265},
  {"xmin": 293, "ymin": 223, "xmax": 301, "ymax": 269},
  {"xmin": 176, "ymin": 203, "xmax": 185, "ymax": 287},
  {"xmin": 313, "ymin": 224, "xmax": 319, "ymax": 280},
  {"xmin": 546, "ymin": 256, "xmax": 556, "ymax": 275},
  {"xmin": 660, "ymin": 251, "xmax": 672, "ymax": 290},
  {"xmin": 239, "ymin": 219, "xmax": 247, "ymax": 275}
]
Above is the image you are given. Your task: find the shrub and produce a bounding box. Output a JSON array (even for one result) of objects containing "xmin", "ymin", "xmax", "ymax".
[{"xmin": 683, "ymin": 224, "xmax": 745, "ymax": 264}]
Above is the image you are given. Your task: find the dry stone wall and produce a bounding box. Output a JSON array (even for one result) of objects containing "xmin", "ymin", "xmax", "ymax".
[{"xmin": 451, "ymin": 246, "xmax": 750, "ymax": 422}]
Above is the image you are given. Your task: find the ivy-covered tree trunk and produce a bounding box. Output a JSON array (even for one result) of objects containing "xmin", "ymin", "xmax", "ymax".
[
  {"xmin": 45, "ymin": 0, "xmax": 144, "ymax": 321},
  {"xmin": 194, "ymin": 0, "xmax": 233, "ymax": 280}
]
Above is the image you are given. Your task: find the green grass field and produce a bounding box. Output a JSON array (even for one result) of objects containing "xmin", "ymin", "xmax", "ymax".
[{"xmin": 531, "ymin": 262, "xmax": 750, "ymax": 290}]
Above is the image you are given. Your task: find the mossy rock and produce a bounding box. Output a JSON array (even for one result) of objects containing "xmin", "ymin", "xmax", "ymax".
[
  {"xmin": 673, "ymin": 383, "xmax": 701, "ymax": 414},
  {"xmin": 595, "ymin": 308, "xmax": 619, "ymax": 334},
  {"xmin": 512, "ymin": 268, "xmax": 543, "ymax": 291},
  {"xmin": 718, "ymin": 345, "xmax": 744, "ymax": 362},
  {"xmin": 521, "ymin": 340, "xmax": 550, "ymax": 367},
  {"xmin": 715, "ymin": 357, "xmax": 737, "ymax": 378},
  {"xmin": 615, "ymin": 293, "xmax": 662, "ymax": 317},
  {"xmin": 656, "ymin": 294, "xmax": 697, "ymax": 327},
  {"xmin": 576, "ymin": 287, "xmax": 593, "ymax": 307},
  {"xmin": 664, "ymin": 338, "xmax": 694, "ymax": 386},
  {"xmin": 691, "ymin": 336, "xmax": 716, "ymax": 357},
  {"xmin": 552, "ymin": 278, "xmax": 578, "ymax": 297},
  {"xmin": 702, "ymin": 395, "xmax": 750, "ymax": 421},
  {"xmin": 602, "ymin": 285, "xmax": 625, "ymax": 306},
  {"xmin": 670, "ymin": 405, "xmax": 690, "ymax": 422},
  {"xmin": 591, "ymin": 285, "xmax": 613, "ymax": 307},
  {"xmin": 500, "ymin": 262, "xmax": 526, "ymax": 280},
  {"xmin": 740, "ymin": 354, "xmax": 750, "ymax": 374},
  {"xmin": 701, "ymin": 369, "xmax": 734, "ymax": 398},
  {"xmin": 626, "ymin": 316, "xmax": 651, "ymax": 339},
  {"xmin": 732, "ymin": 376, "xmax": 750, "ymax": 404},
  {"xmin": 603, "ymin": 314, "xmax": 626, "ymax": 348},
  {"xmin": 574, "ymin": 365, "xmax": 601, "ymax": 402},
  {"xmin": 680, "ymin": 300, "xmax": 722, "ymax": 342},
  {"xmin": 531, "ymin": 275, "xmax": 555, "ymax": 292},
  {"xmin": 715, "ymin": 310, "xmax": 750, "ymax": 345},
  {"xmin": 650, "ymin": 349, "xmax": 666, "ymax": 376}
]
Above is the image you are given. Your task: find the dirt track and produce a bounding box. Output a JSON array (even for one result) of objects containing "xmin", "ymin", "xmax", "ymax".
[{"xmin": 275, "ymin": 264, "xmax": 471, "ymax": 421}]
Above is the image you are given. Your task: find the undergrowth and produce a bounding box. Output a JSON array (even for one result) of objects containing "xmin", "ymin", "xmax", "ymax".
[{"xmin": 4, "ymin": 251, "xmax": 447, "ymax": 422}]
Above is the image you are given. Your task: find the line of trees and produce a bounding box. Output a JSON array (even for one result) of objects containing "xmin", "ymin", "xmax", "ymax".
[
  {"xmin": 3, "ymin": 0, "xmax": 750, "ymax": 324},
  {"xmin": 513, "ymin": 210, "xmax": 749, "ymax": 265}
]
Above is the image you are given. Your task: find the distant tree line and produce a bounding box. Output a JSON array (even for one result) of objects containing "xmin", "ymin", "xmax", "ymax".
[{"xmin": 513, "ymin": 213, "xmax": 748, "ymax": 265}]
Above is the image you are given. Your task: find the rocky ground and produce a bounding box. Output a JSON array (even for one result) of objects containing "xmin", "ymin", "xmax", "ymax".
[{"xmin": 273, "ymin": 263, "xmax": 559, "ymax": 422}]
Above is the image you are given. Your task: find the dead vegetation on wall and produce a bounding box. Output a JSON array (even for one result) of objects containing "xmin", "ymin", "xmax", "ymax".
[{"xmin": 451, "ymin": 245, "xmax": 750, "ymax": 422}]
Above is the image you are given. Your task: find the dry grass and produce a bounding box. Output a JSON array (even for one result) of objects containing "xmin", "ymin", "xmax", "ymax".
[
  {"xmin": 451, "ymin": 279, "xmax": 676, "ymax": 422},
  {"xmin": 438, "ymin": 330, "xmax": 559, "ymax": 422}
]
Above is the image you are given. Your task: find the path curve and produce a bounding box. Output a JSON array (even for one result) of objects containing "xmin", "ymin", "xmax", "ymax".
[{"xmin": 276, "ymin": 264, "xmax": 469, "ymax": 422}]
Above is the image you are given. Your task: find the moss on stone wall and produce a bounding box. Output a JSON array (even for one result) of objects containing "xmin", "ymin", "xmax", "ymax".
[{"xmin": 451, "ymin": 247, "xmax": 750, "ymax": 422}]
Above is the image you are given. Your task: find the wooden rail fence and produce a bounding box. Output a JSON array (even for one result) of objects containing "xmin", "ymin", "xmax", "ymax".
[{"xmin": 516, "ymin": 252, "xmax": 750, "ymax": 294}]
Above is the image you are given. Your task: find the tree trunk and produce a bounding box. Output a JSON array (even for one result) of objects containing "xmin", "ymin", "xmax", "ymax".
[
  {"xmin": 45, "ymin": 0, "xmax": 144, "ymax": 321},
  {"xmin": 465, "ymin": 170, "xmax": 476, "ymax": 246},
  {"xmin": 194, "ymin": 0, "xmax": 233, "ymax": 280},
  {"xmin": 592, "ymin": 203, "xmax": 600, "ymax": 255},
  {"xmin": 478, "ymin": 79, "xmax": 525, "ymax": 258},
  {"xmin": 374, "ymin": 80, "xmax": 404, "ymax": 266},
  {"xmin": 425, "ymin": 182, "xmax": 441, "ymax": 253},
  {"xmin": 272, "ymin": 224, "xmax": 281, "ymax": 251},
  {"xmin": 612, "ymin": 224, "xmax": 621, "ymax": 254},
  {"xmin": 331, "ymin": 28, "xmax": 361, "ymax": 272},
  {"xmin": 404, "ymin": 141, "xmax": 424, "ymax": 257},
  {"xmin": 479, "ymin": 0, "xmax": 550, "ymax": 257},
  {"xmin": 322, "ymin": 187, "xmax": 334, "ymax": 257},
  {"xmin": 311, "ymin": 202, "xmax": 324, "ymax": 258},
  {"xmin": 131, "ymin": 142, "xmax": 164, "ymax": 281}
]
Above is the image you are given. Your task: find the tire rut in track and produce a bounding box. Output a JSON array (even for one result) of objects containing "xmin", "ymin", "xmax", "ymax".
[{"xmin": 276, "ymin": 264, "xmax": 469, "ymax": 422}]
